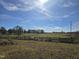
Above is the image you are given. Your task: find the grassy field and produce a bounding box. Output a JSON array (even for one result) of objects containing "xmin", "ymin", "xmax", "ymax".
[
  {"xmin": 22, "ymin": 33, "xmax": 66, "ymax": 38},
  {"xmin": 0, "ymin": 33, "xmax": 70, "ymax": 40},
  {"xmin": 0, "ymin": 33, "xmax": 79, "ymax": 43},
  {"xmin": 0, "ymin": 40, "xmax": 79, "ymax": 59}
]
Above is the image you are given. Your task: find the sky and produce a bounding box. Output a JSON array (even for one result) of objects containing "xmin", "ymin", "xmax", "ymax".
[{"xmin": 0, "ymin": 0, "xmax": 79, "ymax": 32}]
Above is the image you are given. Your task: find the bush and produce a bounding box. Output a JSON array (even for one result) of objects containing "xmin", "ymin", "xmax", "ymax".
[{"xmin": 0, "ymin": 39, "xmax": 16, "ymax": 45}]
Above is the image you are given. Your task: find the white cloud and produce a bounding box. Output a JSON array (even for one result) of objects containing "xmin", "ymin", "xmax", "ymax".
[
  {"xmin": 62, "ymin": 1, "xmax": 76, "ymax": 8},
  {"xmin": 0, "ymin": 0, "xmax": 18, "ymax": 11},
  {"xmin": 0, "ymin": 0, "xmax": 34, "ymax": 11},
  {"xmin": 47, "ymin": 12, "xmax": 76, "ymax": 19},
  {"xmin": 62, "ymin": 12, "xmax": 75, "ymax": 18},
  {"xmin": 0, "ymin": 0, "xmax": 48, "ymax": 11},
  {"xmin": 0, "ymin": 0, "xmax": 77, "ymax": 19},
  {"xmin": 0, "ymin": 0, "xmax": 51, "ymax": 17},
  {"xmin": 31, "ymin": 26, "xmax": 64, "ymax": 32}
]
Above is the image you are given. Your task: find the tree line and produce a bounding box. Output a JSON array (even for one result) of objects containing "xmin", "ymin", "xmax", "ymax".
[{"xmin": 0, "ymin": 26, "xmax": 44, "ymax": 35}]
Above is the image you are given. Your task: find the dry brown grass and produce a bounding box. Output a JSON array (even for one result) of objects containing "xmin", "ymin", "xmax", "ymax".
[{"xmin": 0, "ymin": 40, "xmax": 79, "ymax": 59}]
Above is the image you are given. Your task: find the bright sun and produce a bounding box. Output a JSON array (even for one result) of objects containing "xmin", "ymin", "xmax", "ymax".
[
  {"xmin": 39, "ymin": 0, "xmax": 48, "ymax": 5},
  {"xmin": 38, "ymin": 0, "xmax": 48, "ymax": 5}
]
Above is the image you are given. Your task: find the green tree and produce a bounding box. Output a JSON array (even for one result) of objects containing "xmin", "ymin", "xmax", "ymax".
[
  {"xmin": 0, "ymin": 27, "xmax": 7, "ymax": 35},
  {"xmin": 8, "ymin": 29, "xmax": 13, "ymax": 34},
  {"xmin": 13, "ymin": 26, "xmax": 24, "ymax": 35}
]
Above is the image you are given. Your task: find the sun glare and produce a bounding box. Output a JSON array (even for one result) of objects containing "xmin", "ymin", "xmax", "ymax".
[
  {"xmin": 38, "ymin": 0, "xmax": 48, "ymax": 6},
  {"xmin": 39, "ymin": 0, "xmax": 48, "ymax": 4}
]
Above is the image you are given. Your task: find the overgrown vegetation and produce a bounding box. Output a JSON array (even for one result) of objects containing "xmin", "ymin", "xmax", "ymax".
[
  {"xmin": 0, "ymin": 26, "xmax": 79, "ymax": 59},
  {"xmin": 0, "ymin": 40, "xmax": 79, "ymax": 59},
  {"xmin": 0, "ymin": 33, "xmax": 79, "ymax": 43}
]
